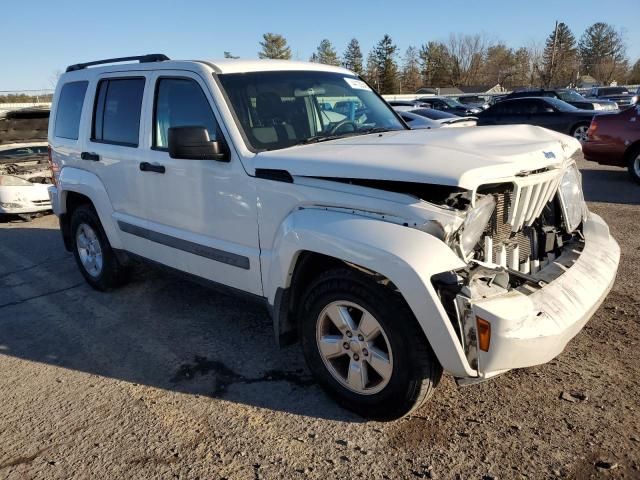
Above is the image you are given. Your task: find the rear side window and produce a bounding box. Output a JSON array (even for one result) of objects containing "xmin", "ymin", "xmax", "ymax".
[
  {"xmin": 54, "ymin": 81, "xmax": 88, "ymax": 140},
  {"xmin": 153, "ymin": 78, "xmax": 219, "ymax": 148},
  {"xmin": 93, "ymin": 78, "xmax": 145, "ymax": 146}
]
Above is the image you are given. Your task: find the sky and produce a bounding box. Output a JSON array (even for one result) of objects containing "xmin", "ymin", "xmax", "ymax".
[{"xmin": 1, "ymin": 0, "xmax": 638, "ymax": 91}]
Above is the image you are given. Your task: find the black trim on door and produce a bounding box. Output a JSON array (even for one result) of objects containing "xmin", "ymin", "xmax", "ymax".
[{"xmin": 117, "ymin": 221, "xmax": 250, "ymax": 270}]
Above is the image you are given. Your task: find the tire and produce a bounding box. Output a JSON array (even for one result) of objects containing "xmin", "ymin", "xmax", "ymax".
[
  {"xmin": 627, "ymin": 146, "xmax": 640, "ymax": 185},
  {"xmin": 571, "ymin": 123, "xmax": 590, "ymax": 142},
  {"xmin": 299, "ymin": 268, "xmax": 442, "ymax": 420},
  {"xmin": 70, "ymin": 204, "xmax": 130, "ymax": 291}
]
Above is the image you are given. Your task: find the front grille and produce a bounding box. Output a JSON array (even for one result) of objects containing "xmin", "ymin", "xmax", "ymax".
[
  {"xmin": 480, "ymin": 168, "xmax": 563, "ymax": 272},
  {"xmin": 486, "ymin": 190, "xmax": 531, "ymax": 264}
]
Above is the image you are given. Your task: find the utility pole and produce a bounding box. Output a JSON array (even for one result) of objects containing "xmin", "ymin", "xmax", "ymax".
[{"xmin": 549, "ymin": 20, "xmax": 559, "ymax": 88}]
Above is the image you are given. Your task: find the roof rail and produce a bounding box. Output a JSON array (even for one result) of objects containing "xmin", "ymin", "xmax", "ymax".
[{"xmin": 65, "ymin": 54, "xmax": 170, "ymax": 72}]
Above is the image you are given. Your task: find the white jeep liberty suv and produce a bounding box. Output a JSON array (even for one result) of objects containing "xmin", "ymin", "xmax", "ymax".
[{"xmin": 48, "ymin": 54, "xmax": 620, "ymax": 419}]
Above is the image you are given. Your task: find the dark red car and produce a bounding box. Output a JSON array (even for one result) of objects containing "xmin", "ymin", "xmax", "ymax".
[{"xmin": 583, "ymin": 105, "xmax": 640, "ymax": 184}]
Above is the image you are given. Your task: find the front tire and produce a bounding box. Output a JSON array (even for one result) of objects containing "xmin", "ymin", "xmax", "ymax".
[
  {"xmin": 627, "ymin": 147, "xmax": 640, "ymax": 185},
  {"xmin": 299, "ymin": 268, "xmax": 442, "ymax": 420},
  {"xmin": 70, "ymin": 204, "xmax": 130, "ymax": 291}
]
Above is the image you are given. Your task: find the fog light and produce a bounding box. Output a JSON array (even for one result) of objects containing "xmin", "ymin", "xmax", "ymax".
[{"xmin": 477, "ymin": 317, "xmax": 491, "ymax": 352}]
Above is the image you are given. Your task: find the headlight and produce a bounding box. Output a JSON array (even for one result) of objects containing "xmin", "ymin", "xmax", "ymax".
[
  {"xmin": 558, "ymin": 164, "xmax": 586, "ymax": 232},
  {"xmin": 459, "ymin": 195, "xmax": 495, "ymax": 256},
  {"xmin": 0, "ymin": 175, "xmax": 33, "ymax": 187},
  {"xmin": 593, "ymin": 103, "xmax": 603, "ymax": 111}
]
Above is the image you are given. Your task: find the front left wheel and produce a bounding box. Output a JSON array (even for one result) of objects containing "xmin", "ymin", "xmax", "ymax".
[
  {"xmin": 299, "ymin": 268, "xmax": 442, "ymax": 420},
  {"xmin": 627, "ymin": 147, "xmax": 640, "ymax": 185}
]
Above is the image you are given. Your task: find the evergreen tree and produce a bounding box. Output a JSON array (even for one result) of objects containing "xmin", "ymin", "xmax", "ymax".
[
  {"xmin": 315, "ymin": 39, "xmax": 340, "ymax": 66},
  {"xmin": 418, "ymin": 41, "xmax": 451, "ymax": 87},
  {"xmin": 363, "ymin": 50, "xmax": 379, "ymax": 89},
  {"xmin": 342, "ymin": 39, "xmax": 364, "ymax": 75},
  {"xmin": 401, "ymin": 46, "xmax": 422, "ymax": 93},
  {"xmin": 483, "ymin": 44, "xmax": 516, "ymax": 87},
  {"xmin": 541, "ymin": 22, "xmax": 578, "ymax": 87},
  {"xmin": 374, "ymin": 34, "xmax": 398, "ymax": 94},
  {"xmin": 579, "ymin": 22, "xmax": 628, "ymax": 84},
  {"xmin": 258, "ymin": 33, "xmax": 292, "ymax": 60}
]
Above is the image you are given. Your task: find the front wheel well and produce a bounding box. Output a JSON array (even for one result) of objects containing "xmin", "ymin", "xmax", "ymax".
[
  {"xmin": 274, "ymin": 251, "xmax": 398, "ymax": 346},
  {"xmin": 60, "ymin": 191, "xmax": 94, "ymax": 251}
]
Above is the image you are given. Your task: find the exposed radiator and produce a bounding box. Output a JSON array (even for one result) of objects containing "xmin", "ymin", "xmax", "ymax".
[{"xmin": 481, "ymin": 169, "xmax": 562, "ymax": 273}]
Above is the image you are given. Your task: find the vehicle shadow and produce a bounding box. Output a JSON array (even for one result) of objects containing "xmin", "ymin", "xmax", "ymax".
[
  {"xmin": 579, "ymin": 167, "xmax": 640, "ymax": 205},
  {"xmin": 0, "ymin": 225, "xmax": 359, "ymax": 422}
]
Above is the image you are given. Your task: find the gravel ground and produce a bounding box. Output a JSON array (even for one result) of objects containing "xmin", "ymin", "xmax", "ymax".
[{"xmin": 0, "ymin": 157, "xmax": 638, "ymax": 479}]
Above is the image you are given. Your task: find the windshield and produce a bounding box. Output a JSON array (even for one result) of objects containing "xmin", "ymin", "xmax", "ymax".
[
  {"xmin": 600, "ymin": 87, "xmax": 629, "ymax": 95},
  {"xmin": 558, "ymin": 90, "xmax": 586, "ymax": 102},
  {"xmin": 217, "ymin": 71, "xmax": 405, "ymax": 151},
  {"xmin": 440, "ymin": 97, "xmax": 463, "ymax": 107},
  {"xmin": 545, "ymin": 97, "xmax": 578, "ymax": 112},
  {"xmin": 411, "ymin": 108, "xmax": 458, "ymax": 120}
]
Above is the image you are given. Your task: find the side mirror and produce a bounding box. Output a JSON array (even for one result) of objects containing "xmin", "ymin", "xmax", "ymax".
[{"xmin": 168, "ymin": 126, "xmax": 229, "ymax": 161}]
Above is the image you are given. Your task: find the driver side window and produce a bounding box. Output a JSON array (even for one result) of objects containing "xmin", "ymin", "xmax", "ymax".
[{"xmin": 153, "ymin": 78, "xmax": 219, "ymax": 149}]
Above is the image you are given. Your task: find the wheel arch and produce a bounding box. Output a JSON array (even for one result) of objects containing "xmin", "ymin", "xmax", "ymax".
[
  {"xmin": 264, "ymin": 208, "xmax": 476, "ymax": 378},
  {"xmin": 57, "ymin": 167, "xmax": 123, "ymax": 251}
]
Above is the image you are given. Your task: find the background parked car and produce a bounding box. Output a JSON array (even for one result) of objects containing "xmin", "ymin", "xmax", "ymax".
[
  {"xmin": 416, "ymin": 96, "xmax": 483, "ymax": 116},
  {"xmin": 393, "ymin": 107, "xmax": 477, "ymax": 128},
  {"xmin": 387, "ymin": 100, "xmax": 431, "ymax": 108},
  {"xmin": 477, "ymin": 97, "xmax": 603, "ymax": 141},
  {"xmin": 504, "ymin": 88, "xmax": 618, "ymax": 111},
  {"xmin": 586, "ymin": 86, "xmax": 635, "ymax": 108},
  {"xmin": 456, "ymin": 95, "xmax": 490, "ymax": 110},
  {"xmin": 583, "ymin": 104, "xmax": 640, "ymax": 184}
]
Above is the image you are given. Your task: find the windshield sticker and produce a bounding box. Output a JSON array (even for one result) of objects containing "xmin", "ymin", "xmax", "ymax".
[{"xmin": 344, "ymin": 78, "xmax": 372, "ymax": 91}]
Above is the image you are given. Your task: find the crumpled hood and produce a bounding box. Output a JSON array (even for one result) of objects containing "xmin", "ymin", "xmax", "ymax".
[{"xmin": 254, "ymin": 125, "xmax": 578, "ymax": 190}]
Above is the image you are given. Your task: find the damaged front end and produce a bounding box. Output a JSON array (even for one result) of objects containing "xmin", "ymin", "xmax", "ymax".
[
  {"xmin": 433, "ymin": 156, "xmax": 619, "ymax": 382},
  {"xmin": 0, "ymin": 154, "xmax": 53, "ymax": 216}
]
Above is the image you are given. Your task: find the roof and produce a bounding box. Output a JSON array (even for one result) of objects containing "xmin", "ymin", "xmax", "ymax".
[
  {"xmin": 61, "ymin": 57, "xmax": 354, "ymax": 77},
  {"xmin": 206, "ymin": 59, "xmax": 352, "ymax": 75}
]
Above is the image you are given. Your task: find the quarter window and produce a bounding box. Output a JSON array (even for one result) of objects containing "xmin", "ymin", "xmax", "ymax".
[
  {"xmin": 153, "ymin": 78, "xmax": 219, "ymax": 148},
  {"xmin": 93, "ymin": 78, "xmax": 145, "ymax": 146},
  {"xmin": 54, "ymin": 81, "xmax": 88, "ymax": 140}
]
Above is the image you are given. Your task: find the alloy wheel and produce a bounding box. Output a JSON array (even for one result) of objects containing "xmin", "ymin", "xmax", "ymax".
[
  {"xmin": 76, "ymin": 222, "xmax": 103, "ymax": 278},
  {"xmin": 315, "ymin": 300, "xmax": 393, "ymax": 395}
]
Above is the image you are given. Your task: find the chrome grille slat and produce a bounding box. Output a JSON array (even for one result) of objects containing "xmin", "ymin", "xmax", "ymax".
[{"xmin": 482, "ymin": 167, "xmax": 563, "ymax": 272}]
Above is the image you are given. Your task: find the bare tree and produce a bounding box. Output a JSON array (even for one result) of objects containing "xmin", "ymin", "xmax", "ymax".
[
  {"xmin": 447, "ymin": 33, "xmax": 491, "ymax": 86},
  {"xmin": 49, "ymin": 70, "xmax": 62, "ymax": 90}
]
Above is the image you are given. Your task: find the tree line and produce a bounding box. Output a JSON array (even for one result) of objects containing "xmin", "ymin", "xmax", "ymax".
[{"xmin": 247, "ymin": 24, "xmax": 640, "ymax": 94}]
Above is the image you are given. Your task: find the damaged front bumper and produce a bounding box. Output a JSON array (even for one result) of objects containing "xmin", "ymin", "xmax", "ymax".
[{"xmin": 456, "ymin": 212, "xmax": 619, "ymax": 381}]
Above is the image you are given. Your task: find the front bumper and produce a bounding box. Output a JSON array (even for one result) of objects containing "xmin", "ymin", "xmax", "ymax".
[
  {"xmin": 0, "ymin": 184, "xmax": 52, "ymax": 214},
  {"xmin": 469, "ymin": 212, "xmax": 619, "ymax": 378}
]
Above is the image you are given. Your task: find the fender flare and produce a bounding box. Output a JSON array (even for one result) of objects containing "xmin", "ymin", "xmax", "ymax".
[
  {"xmin": 57, "ymin": 167, "xmax": 123, "ymax": 249},
  {"xmin": 263, "ymin": 208, "xmax": 476, "ymax": 378}
]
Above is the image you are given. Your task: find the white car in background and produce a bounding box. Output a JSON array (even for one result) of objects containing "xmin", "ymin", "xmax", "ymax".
[
  {"xmin": 394, "ymin": 106, "xmax": 477, "ymax": 128},
  {"xmin": 0, "ymin": 142, "xmax": 53, "ymax": 219}
]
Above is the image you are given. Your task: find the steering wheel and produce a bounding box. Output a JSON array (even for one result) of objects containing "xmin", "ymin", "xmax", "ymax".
[{"xmin": 327, "ymin": 119, "xmax": 358, "ymax": 135}]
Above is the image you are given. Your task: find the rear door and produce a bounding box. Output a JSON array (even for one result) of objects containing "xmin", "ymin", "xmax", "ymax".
[{"xmin": 86, "ymin": 72, "xmax": 149, "ymax": 220}]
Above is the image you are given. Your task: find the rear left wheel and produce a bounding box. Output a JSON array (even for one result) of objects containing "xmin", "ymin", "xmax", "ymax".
[{"xmin": 70, "ymin": 204, "xmax": 130, "ymax": 291}]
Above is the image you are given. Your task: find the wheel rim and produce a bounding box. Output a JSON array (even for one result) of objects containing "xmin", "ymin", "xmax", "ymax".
[
  {"xmin": 634, "ymin": 154, "xmax": 640, "ymax": 177},
  {"xmin": 573, "ymin": 125, "xmax": 588, "ymax": 142},
  {"xmin": 315, "ymin": 300, "xmax": 393, "ymax": 395},
  {"xmin": 76, "ymin": 223, "xmax": 103, "ymax": 278}
]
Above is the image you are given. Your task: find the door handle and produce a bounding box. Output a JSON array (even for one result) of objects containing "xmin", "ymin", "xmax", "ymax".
[
  {"xmin": 81, "ymin": 152, "xmax": 100, "ymax": 161},
  {"xmin": 139, "ymin": 162, "xmax": 165, "ymax": 174}
]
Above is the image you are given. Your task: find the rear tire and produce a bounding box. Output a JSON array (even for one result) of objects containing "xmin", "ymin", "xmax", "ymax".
[
  {"xmin": 627, "ymin": 147, "xmax": 640, "ymax": 185},
  {"xmin": 70, "ymin": 204, "xmax": 130, "ymax": 291},
  {"xmin": 299, "ymin": 268, "xmax": 442, "ymax": 420}
]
